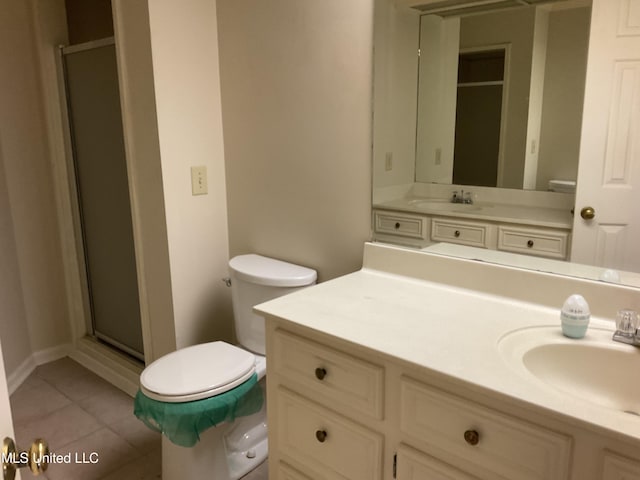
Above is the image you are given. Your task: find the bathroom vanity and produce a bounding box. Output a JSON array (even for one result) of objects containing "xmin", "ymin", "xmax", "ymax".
[
  {"xmin": 256, "ymin": 243, "xmax": 640, "ymax": 480},
  {"xmin": 372, "ymin": 189, "xmax": 573, "ymax": 259}
]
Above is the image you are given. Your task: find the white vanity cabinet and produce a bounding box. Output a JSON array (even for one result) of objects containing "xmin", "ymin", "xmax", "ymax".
[
  {"xmin": 373, "ymin": 208, "xmax": 571, "ymax": 259},
  {"xmin": 266, "ymin": 320, "xmax": 640, "ymax": 480},
  {"xmin": 266, "ymin": 323, "xmax": 577, "ymax": 480},
  {"xmin": 260, "ymin": 244, "xmax": 640, "ymax": 480}
]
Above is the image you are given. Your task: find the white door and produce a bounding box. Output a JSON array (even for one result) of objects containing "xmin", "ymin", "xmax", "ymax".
[
  {"xmin": 0, "ymin": 338, "xmax": 21, "ymax": 480},
  {"xmin": 571, "ymin": 0, "xmax": 640, "ymax": 272}
]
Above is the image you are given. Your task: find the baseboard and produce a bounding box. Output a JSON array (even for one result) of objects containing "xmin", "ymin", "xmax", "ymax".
[
  {"xmin": 7, "ymin": 343, "xmax": 72, "ymax": 395},
  {"xmin": 7, "ymin": 356, "xmax": 36, "ymax": 395},
  {"xmin": 33, "ymin": 343, "xmax": 73, "ymax": 366},
  {"xmin": 7, "ymin": 339, "xmax": 142, "ymax": 398},
  {"xmin": 69, "ymin": 337, "xmax": 142, "ymax": 397}
]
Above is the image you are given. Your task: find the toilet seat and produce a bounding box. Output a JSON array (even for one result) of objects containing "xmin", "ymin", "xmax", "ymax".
[{"xmin": 140, "ymin": 341, "xmax": 256, "ymax": 403}]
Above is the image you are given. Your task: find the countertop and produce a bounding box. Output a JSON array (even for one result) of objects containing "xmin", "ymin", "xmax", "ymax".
[
  {"xmin": 374, "ymin": 197, "xmax": 573, "ymax": 229},
  {"xmin": 255, "ymin": 265, "xmax": 640, "ymax": 443}
]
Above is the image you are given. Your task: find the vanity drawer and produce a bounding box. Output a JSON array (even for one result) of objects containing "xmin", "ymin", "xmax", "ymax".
[
  {"xmin": 397, "ymin": 444, "xmax": 479, "ymax": 480},
  {"xmin": 374, "ymin": 210, "xmax": 427, "ymax": 239},
  {"xmin": 602, "ymin": 452, "xmax": 640, "ymax": 480},
  {"xmin": 497, "ymin": 225, "xmax": 569, "ymax": 259},
  {"xmin": 276, "ymin": 387, "xmax": 383, "ymax": 480},
  {"xmin": 431, "ymin": 218, "xmax": 493, "ymax": 248},
  {"xmin": 272, "ymin": 329, "xmax": 384, "ymax": 419},
  {"xmin": 399, "ymin": 377, "xmax": 572, "ymax": 480},
  {"xmin": 278, "ymin": 461, "xmax": 314, "ymax": 480}
]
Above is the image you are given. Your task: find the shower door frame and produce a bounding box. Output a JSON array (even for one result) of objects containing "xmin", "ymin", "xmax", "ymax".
[{"xmin": 58, "ymin": 36, "xmax": 145, "ymax": 362}]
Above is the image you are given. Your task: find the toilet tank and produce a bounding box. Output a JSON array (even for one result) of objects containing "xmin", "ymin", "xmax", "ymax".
[{"xmin": 229, "ymin": 254, "xmax": 317, "ymax": 355}]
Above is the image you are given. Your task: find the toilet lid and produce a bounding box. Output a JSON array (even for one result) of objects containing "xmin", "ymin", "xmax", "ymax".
[
  {"xmin": 140, "ymin": 341, "xmax": 256, "ymax": 402},
  {"xmin": 229, "ymin": 254, "xmax": 317, "ymax": 287}
]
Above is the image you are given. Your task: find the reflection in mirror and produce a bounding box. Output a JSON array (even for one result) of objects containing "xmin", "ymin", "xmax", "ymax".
[
  {"xmin": 420, "ymin": 242, "xmax": 640, "ymax": 288},
  {"xmin": 372, "ymin": 0, "xmax": 640, "ymax": 287},
  {"xmin": 415, "ymin": 4, "xmax": 590, "ymax": 191}
]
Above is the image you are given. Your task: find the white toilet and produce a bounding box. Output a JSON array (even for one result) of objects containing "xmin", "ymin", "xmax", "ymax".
[{"xmin": 138, "ymin": 254, "xmax": 317, "ymax": 480}]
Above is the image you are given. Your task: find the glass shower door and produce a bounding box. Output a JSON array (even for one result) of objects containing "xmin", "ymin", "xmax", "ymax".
[{"xmin": 62, "ymin": 38, "xmax": 144, "ymax": 360}]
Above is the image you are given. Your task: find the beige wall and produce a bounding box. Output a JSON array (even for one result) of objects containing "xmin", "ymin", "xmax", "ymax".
[
  {"xmin": 218, "ymin": 0, "xmax": 374, "ymax": 282},
  {"xmin": 146, "ymin": 0, "xmax": 233, "ymax": 349},
  {"xmin": 415, "ymin": 15, "xmax": 460, "ymax": 185},
  {"xmin": 0, "ymin": 141, "xmax": 33, "ymax": 375},
  {"xmin": 112, "ymin": 0, "xmax": 176, "ymax": 361},
  {"xmin": 0, "ymin": 0, "xmax": 72, "ymax": 375},
  {"xmin": 537, "ymin": 7, "xmax": 590, "ymax": 190},
  {"xmin": 373, "ymin": 0, "xmax": 419, "ymax": 188}
]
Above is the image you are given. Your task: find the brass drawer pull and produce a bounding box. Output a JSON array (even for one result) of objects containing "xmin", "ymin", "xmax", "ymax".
[
  {"xmin": 315, "ymin": 430, "xmax": 328, "ymax": 443},
  {"xmin": 464, "ymin": 429, "xmax": 480, "ymax": 446},
  {"xmin": 527, "ymin": 240, "xmax": 534, "ymax": 248},
  {"xmin": 454, "ymin": 230, "xmax": 461, "ymax": 237},
  {"xmin": 395, "ymin": 222, "xmax": 401, "ymax": 229},
  {"xmin": 315, "ymin": 367, "xmax": 327, "ymax": 380}
]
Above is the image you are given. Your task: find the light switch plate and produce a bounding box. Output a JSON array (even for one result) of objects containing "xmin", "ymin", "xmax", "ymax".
[{"xmin": 191, "ymin": 166, "xmax": 208, "ymax": 195}]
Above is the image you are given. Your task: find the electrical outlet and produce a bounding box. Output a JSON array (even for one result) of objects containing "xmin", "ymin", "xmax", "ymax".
[
  {"xmin": 385, "ymin": 152, "xmax": 393, "ymax": 171},
  {"xmin": 191, "ymin": 166, "xmax": 208, "ymax": 195}
]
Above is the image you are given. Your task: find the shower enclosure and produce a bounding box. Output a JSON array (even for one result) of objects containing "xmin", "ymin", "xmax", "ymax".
[{"xmin": 61, "ymin": 37, "xmax": 144, "ymax": 360}]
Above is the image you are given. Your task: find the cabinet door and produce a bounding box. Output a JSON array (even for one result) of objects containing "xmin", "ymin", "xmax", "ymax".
[
  {"xmin": 397, "ymin": 444, "xmax": 479, "ymax": 480},
  {"xmin": 603, "ymin": 452, "xmax": 640, "ymax": 480}
]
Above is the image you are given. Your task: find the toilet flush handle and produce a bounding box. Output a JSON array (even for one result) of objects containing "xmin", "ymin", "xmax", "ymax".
[{"xmin": 222, "ymin": 277, "xmax": 232, "ymax": 287}]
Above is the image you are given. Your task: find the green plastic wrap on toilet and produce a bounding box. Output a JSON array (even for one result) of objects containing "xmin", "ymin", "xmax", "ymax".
[{"xmin": 134, "ymin": 374, "xmax": 263, "ymax": 447}]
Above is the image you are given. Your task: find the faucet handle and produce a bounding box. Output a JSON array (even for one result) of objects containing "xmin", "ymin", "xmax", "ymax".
[{"xmin": 616, "ymin": 309, "xmax": 639, "ymax": 336}]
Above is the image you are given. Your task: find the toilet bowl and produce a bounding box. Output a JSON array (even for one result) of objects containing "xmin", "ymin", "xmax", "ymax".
[{"xmin": 136, "ymin": 254, "xmax": 317, "ymax": 480}]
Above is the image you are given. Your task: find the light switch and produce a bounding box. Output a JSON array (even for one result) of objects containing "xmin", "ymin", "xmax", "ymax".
[
  {"xmin": 385, "ymin": 152, "xmax": 393, "ymax": 171},
  {"xmin": 191, "ymin": 166, "xmax": 208, "ymax": 195}
]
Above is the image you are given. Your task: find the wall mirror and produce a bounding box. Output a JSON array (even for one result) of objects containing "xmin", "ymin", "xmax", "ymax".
[{"xmin": 372, "ymin": 0, "xmax": 640, "ymax": 288}]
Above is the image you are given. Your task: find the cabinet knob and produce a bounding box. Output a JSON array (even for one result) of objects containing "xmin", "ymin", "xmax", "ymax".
[
  {"xmin": 454, "ymin": 230, "xmax": 461, "ymax": 238},
  {"xmin": 464, "ymin": 429, "xmax": 480, "ymax": 446},
  {"xmin": 315, "ymin": 430, "xmax": 327, "ymax": 443},
  {"xmin": 315, "ymin": 367, "xmax": 327, "ymax": 380},
  {"xmin": 527, "ymin": 240, "xmax": 534, "ymax": 248},
  {"xmin": 395, "ymin": 222, "xmax": 400, "ymax": 229}
]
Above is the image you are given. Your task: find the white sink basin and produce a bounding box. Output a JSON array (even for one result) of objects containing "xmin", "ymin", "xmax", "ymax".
[
  {"xmin": 409, "ymin": 200, "xmax": 483, "ymax": 213},
  {"xmin": 498, "ymin": 327, "xmax": 640, "ymax": 415}
]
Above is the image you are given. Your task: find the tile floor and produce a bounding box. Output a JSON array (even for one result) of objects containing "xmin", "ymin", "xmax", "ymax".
[{"xmin": 10, "ymin": 357, "xmax": 268, "ymax": 480}]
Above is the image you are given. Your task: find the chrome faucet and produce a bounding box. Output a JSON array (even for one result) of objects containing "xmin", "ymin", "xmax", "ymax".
[
  {"xmin": 612, "ymin": 309, "xmax": 640, "ymax": 346},
  {"xmin": 451, "ymin": 190, "xmax": 473, "ymax": 204}
]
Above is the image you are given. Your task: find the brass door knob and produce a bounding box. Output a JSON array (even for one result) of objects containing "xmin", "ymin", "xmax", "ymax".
[
  {"xmin": 315, "ymin": 367, "xmax": 327, "ymax": 380},
  {"xmin": 463, "ymin": 429, "xmax": 480, "ymax": 446},
  {"xmin": 580, "ymin": 206, "xmax": 595, "ymax": 220},
  {"xmin": 2, "ymin": 437, "xmax": 49, "ymax": 479}
]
